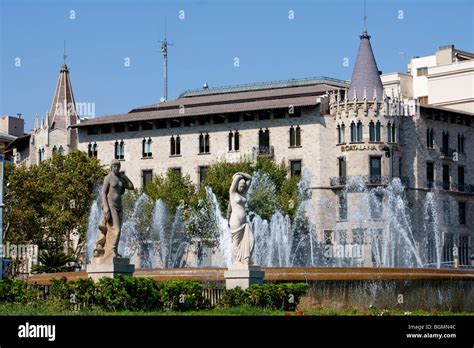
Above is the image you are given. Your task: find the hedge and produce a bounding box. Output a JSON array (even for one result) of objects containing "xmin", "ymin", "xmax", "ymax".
[{"xmin": 0, "ymin": 277, "xmax": 309, "ymax": 312}]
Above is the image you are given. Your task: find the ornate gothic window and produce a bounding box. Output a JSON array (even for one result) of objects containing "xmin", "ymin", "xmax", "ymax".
[
  {"xmin": 114, "ymin": 140, "xmax": 124, "ymax": 160},
  {"xmin": 142, "ymin": 138, "xmax": 152, "ymax": 157}
]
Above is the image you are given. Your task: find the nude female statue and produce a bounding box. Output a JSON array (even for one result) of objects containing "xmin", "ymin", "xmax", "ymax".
[
  {"xmin": 228, "ymin": 172, "xmax": 254, "ymax": 265},
  {"xmin": 93, "ymin": 159, "xmax": 134, "ymax": 262}
]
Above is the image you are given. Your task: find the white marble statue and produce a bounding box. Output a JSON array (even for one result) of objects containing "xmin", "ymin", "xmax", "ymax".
[{"xmin": 228, "ymin": 172, "xmax": 254, "ymax": 265}]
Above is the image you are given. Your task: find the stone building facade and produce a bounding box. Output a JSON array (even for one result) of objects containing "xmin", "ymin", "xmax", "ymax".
[{"xmin": 73, "ymin": 31, "xmax": 473, "ymax": 268}]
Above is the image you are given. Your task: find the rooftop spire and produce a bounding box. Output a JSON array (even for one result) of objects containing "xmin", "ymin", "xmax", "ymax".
[
  {"xmin": 48, "ymin": 63, "xmax": 79, "ymax": 130},
  {"xmin": 347, "ymin": 30, "xmax": 383, "ymax": 101}
]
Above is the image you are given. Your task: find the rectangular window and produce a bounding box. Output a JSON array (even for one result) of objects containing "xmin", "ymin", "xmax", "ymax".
[
  {"xmin": 242, "ymin": 112, "xmax": 255, "ymax": 122},
  {"xmin": 258, "ymin": 111, "xmax": 271, "ymax": 120},
  {"xmin": 228, "ymin": 113, "xmax": 240, "ymax": 123},
  {"xmin": 418, "ymin": 96, "xmax": 429, "ymax": 105},
  {"xmin": 87, "ymin": 126, "xmax": 99, "ymax": 135},
  {"xmin": 156, "ymin": 119, "xmax": 167, "ymax": 129},
  {"xmin": 290, "ymin": 160, "xmax": 302, "ymax": 177},
  {"xmin": 443, "ymin": 200, "xmax": 451, "ymax": 225},
  {"xmin": 184, "ymin": 117, "xmax": 196, "ymax": 127},
  {"xmin": 289, "ymin": 107, "xmax": 301, "ymax": 118},
  {"xmin": 427, "ymin": 162, "xmax": 434, "ymax": 188},
  {"xmin": 199, "ymin": 166, "xmax": 208, "ymax": 184},
  {"xmin": 352, "ymin": 229, "xmax": 364, "ymax": 245},
  {"xmin": 458, "ymin": 166, "xmax": 465, "ymax": 191},
  {"xmin": 170, "ymin": 167, "xmax": 181, "ymax": 175},
  {"xmin": 459, "ymin": 201, "xmax": 466, "ymax": 225},
  {"xmin": 338, "ymin": 193, "xmax": 347, "ymax": 220},
  {"xmin": 459, "ymin": 235, "xmax": 469, "ymax": 266},
  {"xmin": 114, "ymin": 123, "xmax": 125, "ymax": 133},
  {"xmin": 369, "ymin": 157, "xmax": 382, "ymax": 184},
  {"xmin": 142, "ymin": 170, "xmax": 153, "ymax": 188},
  {"xmin": 370, "ymin": 193, "xmax": 383, "ymax": 219},
  {"xmin": 417, "ymin": 67, "xmax": 428, "ymax": 76},
  {"xmin": 443, "ymin": 164, "xmax": 450, "ymax": 190},
  {"xmin": 127, "ymin": 122, "xmax": 139, "ymax": 132},
  {"xmin": 442, "ymin": 131, "xmax": 450, "ymax": 156},
  {"xmin": 213, "ymin": 114, "xmax": 226, "ymax": 124},
  {"xmin": 442, "ymin": 233, "xmax": 454, "ymax": 264},
  {"xmin": 141, "ymin": 121, "xmax": 153, "ymax": 130},
  {"xmin": 273, "ymin": 109, "xmax": 286, "ymax": 119},
  {"xmin": 101, "ymin": 124, "xmax": 112, "ymax": 134},
  {"xmin": 170, "ymin": 118, "xmax": 182, "ymax": 128},
  {"xmin": 198, "ymin": 115, "xmax": 211, "ymax": 126},
  {"xmin": 338, "ymin": 157, "xmax": 346, "ymax": 178},
  {"xmin": 324, "ymin": 230, "xmax": 333, "ymax": 245}
]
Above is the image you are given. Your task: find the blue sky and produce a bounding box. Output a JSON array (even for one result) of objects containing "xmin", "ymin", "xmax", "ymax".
[{"xmin": 1, "ymin": 0, "xmax": 473, "ymax": 131}]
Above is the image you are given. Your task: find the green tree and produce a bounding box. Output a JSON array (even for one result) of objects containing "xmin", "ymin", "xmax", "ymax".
[{"xmin": 4, "ymin": 151, "xmax": 106, "ymax": 259}]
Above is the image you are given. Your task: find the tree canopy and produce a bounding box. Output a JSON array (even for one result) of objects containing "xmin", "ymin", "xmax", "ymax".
[{"xmin": 4, "ymin": 151, "xmax": 106, "ymax": 258}]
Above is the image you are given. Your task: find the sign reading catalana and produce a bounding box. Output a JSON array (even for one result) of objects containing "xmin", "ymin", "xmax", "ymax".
[{"xmin": 341, "ymin": 144, "xmax": 401, "ymax": 152}]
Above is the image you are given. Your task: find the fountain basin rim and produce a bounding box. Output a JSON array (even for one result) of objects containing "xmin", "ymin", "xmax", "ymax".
[{"xmin": 25, "ymin": 267, "xmax": 474, "ymax": 285}]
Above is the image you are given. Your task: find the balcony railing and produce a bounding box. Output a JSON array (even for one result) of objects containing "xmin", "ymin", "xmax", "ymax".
[
  {"xmin": 253, "ymin": 145, "xmax": 274, "ymax": 158},
  {"xmin": 427, "ymin": 181, "xmax": 474, "ymax": 193},
  {"xmin": 440, "ymin": 147, "xmax": 457, "ymax": 158},
  {"xmin": 330, "ymin": 175, "xmax": 410, "ymax": 187}
]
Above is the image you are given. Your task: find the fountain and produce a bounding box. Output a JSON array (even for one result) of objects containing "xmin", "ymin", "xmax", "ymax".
[
  {"xmin": 77, "ymin": 168, "xmax": 473, "ymax": 310},
  {"xmin": 85, "ymin": 169, "xmax": 465, "ymax": 270}
]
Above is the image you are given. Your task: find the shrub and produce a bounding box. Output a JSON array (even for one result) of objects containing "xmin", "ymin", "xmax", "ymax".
[
  {"xmin": 95, "ymin": 275, "xmax": 162, "ymax": 311},
  {"xmin": 160, "ymin": 280, "xmax": 207, "ymax": 311},
  {"xmin": 0, "ymin": 279, "xmax": 42, "ymax": 304},
  {"xmin": 218, "ymin": 283, "xmax": 309, "ymax": 311},
  {"xmin": 218, "ymin": 286, "xmax": 248, "ymax": 308}
]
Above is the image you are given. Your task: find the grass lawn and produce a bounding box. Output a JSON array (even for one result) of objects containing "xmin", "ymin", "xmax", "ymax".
[{"xmin": 0, "ymin": 303, "xmax": 472, "ymax": 316}]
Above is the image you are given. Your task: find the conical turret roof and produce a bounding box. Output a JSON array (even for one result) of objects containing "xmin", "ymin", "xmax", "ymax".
[
  {"xmin": 48, "ymin": 64, "xmax": 79, "ymax": 129},
  {"xmin": 348, "ymin": 31, "xmax": 383, "ymax": 101}
]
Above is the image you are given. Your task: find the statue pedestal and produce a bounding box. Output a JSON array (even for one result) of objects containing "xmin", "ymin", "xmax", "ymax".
[
  {"xmin": 86, "ymin": 257, "xmax": 135, "ymax": 282},
  {"xmin": 224, "ymin": 264, "xmax": 265, "ymax": 289}
]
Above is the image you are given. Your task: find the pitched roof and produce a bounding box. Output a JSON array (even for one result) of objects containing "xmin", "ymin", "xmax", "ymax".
[
  {"xmin": 74, "ymin": 77, "xmax": 348, "ymax": 128},
  {"xmin": 348, "ymin": 31, "xmax": 384, "ymax": 101},
  {"xmin": 48, "ymin": 64, "xmax": 79, "ymax": 130}
]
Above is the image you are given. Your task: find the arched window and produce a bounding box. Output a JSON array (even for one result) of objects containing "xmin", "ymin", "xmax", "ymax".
[
  {"xmin": 142, "ymin": 138, "xmax": 152, "ymax": 157},
  {"xmin": 176, "ymin": 135, "xmax": 181, "ymax": 155},
  {"xmin": 337, "ymin": 124, "xmax": 341, "ymax": 144},
  {"xmin": 369, "ymin": 121, "xmax": 375, "ymax": 142},
  {"xmin": 115, "ymin": 140, "xmax": 124, "ymax": 159},
  {"xmin": 199, "ymin": 133, "xmax": 210, "ymax": 153},
  {"xmin": 387, "ymin": 122, "xmax": 392, "ymax": 143},
  {"xmin": 92, "ymin": 142, "xmax": 98, "ymax": 157},
  {"xmin": 199, "ymin": 133, "xmax": 204, "ymax": 153},
  {"xmin": 234, "ymin": 131, "xmax": 239, "ymax": 151},
  {"xmin": 458, "ymin": 133, "xmax": 465, "ymax": 154},
  {"xmin": 290, "ymin": 126, "xmax": 295, "ymax": 147},
  {"xmin": 375, "ymin": 121, "xmax": 381, "ymax": 141},
  {"xmin": 228, "ymin": 131, "xmax": 240, "ymax": 151},
  {"xmin": 228, "ymin": 131, "xmax": 234, "ymax": 151},
  {"xmin": 258, "ymin": 128, "xmax": 270, "ymax": 148},
  {"xmin": 295, "ymin": 126, "xmax": 301, "ymax": 146},
  {"xmin": 58, "ymin": 145, "xmax": 65, "ymax": 156},
  {"xmin": 350, "ymin": 122, "xmax": 356, "ymax": 142},
  {"xmin": 52, "ymin": 145, "xmax": 58, "ymax": 153},
  {"xmin": 87, "ymin": 143, "xmax": 92, "ymax": 157},
  {"xmin": 340, "ymin": 123, "xmax": 345, "ymax": 144},
  {"xmin": 170, "ymin": 136, "xmax": 176, "ymax": 155},
  {"xmin": 392, "ymin": 124, "xmax": 397, "ymax": 143},
  {"xmin": 170, "ymin": 136, "xmax": 180, "ymax": 155},
  {"xmin": 357, "ymin": 121, "xmax": 363, "ymax": 142}
]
